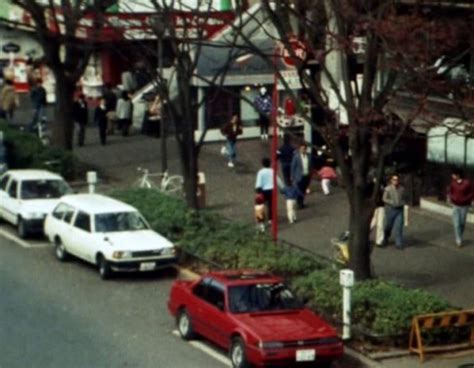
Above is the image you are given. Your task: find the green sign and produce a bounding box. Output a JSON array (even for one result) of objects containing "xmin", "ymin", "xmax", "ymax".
[{"xmin": 220, "ymin": 0, "xmax": 232, "ymax": 11}]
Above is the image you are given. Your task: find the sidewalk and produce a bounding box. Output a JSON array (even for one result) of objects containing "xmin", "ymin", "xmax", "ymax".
[{"xmin": 67, "ymin": 127, "xmax": 474, "ymax": 367}]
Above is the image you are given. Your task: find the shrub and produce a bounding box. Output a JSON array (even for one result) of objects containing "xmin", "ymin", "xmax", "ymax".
[
  {"xmin": 110, "ymin": 187, "xmax": 455, "ymax": 343},
  {"xmin": 110, "ymin": 188, "xmax": 188, "ymax": 240},
  {"xmin": 291, "ymin": 270, "xmax": 453, "ymax": 339},
  {"xmin": 0, "ymin": 121, "xmax": 78, "ymax": 179}
]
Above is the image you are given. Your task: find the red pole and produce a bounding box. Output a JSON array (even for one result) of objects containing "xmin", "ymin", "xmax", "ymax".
[{"xmin": 271, "ymin": 58, "xmax": 279, "ymax": 242}]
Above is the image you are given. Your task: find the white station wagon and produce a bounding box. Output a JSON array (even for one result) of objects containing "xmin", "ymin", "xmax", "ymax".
[
  {"xmin": 0, "ymin": 169, "xmax": 72, "ymax": 238},
  {"xmin": 44, "ymin": 194, "xmax": 177, "ymax": 279}
]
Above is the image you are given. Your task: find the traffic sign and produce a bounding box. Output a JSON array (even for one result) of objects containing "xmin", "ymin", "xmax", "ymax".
[
  {"xmin": 279, "ymin": 37, "xmax": 306, "ymax": 67},
  {"xmin": 2, "ymin": 42, "xmax": 20, "ymax": 53}
]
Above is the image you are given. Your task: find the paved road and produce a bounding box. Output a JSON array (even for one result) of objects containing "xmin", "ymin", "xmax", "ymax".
[
  {"xmin": 0, "ymin": 224, "xmax": 363, "ymax": 368},
  {"xmin": 0, "ymin": 229, "xmax": 227, "ymax": 368}
]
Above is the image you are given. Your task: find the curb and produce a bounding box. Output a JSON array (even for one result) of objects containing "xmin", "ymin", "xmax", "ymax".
[{"xmin": 345, "ymin": 347, "xmax": 383, "ymax": 368}]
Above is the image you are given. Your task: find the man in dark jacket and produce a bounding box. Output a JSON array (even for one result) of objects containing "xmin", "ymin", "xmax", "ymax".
[
  {"xmin": 448, "ymin": 168, "xmax": 474, "ymax": 247},
  {"xmin": 73, "ymin": 94, "xmax": 88, "ymax": 146},
  {"xmin": 277, "ymin": 134, "xmax": 295, "ymax": 186},
  {"xmin": 103, "ymin": 83, "xmax": 117, "ymax": 134},
  {"xmin": 30, "ymin": 79, "xmax": 47, "ymax": 128},
  {"xmin": 94, "ymin": 96, "xmax": 108, "ymax": 145},
  {"xmin": 290, "ymin": 142, "xmax": 313, "ymax": 208}
]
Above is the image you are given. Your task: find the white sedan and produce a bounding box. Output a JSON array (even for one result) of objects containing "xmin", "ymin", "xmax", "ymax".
[
  {"xmin": 0, "ymin": 169, "xmax": 71, "ymax": 238},
  {"xmin": 44, "ymin": 193, "xmax": 177, "ymax": 279}
]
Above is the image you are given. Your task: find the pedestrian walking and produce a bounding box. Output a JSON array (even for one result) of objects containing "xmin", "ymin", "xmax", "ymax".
[
  {"xmin": 29, "ymin": 79, "xmax": 47, "ymax": 129},
  {"xmin": 73, "ymin": 93, "xmax": 88, "ymax": 147},
  {"xmin": 318, "ymin": 164, "xmax": 337, "ymax": 195},
  {"xmin": 291, "ymin": 142, "xmax": 312, "ymax": 208},
  {"xmin": 103, "ymin": 83, "xmax": 117, "ymax": 134},
  {"xmin": 371, "ymin": 177, "xmax": 386, "ymax": 247},
  {"xmin": 254, "ymin": 87, "xmax": 272, "ymax": 140},
  {"xmin": 255, "ymin": 157, "xmax": 274, "ymax": 222},
  {"xmin": 94, "ymin": 96, "xmax": 108, "ymax": 145},
  {"xmin": 277, "ymin": 134, "xmax": 295, "ymax": 186},
  {"xmin": 447, "ymin": 168, "xmax": 473, "ymax": 248},
  {"xmin": 0, "ymin": 79, "xmax": 19, "ymax": 123},
  {"xmin": 382, "ymin": 174, "xmax": 407, "ymax": 249},
  {"xmin": 281, "ymin": 184, "xmax": 301, "ymax": 224},
  {"xmin": 116, "ymin": 91, "xmax": 132, "ymax": 137},
  {"xmin": 254, "ymin": 189, "xmax": 266, "ymax": 232},
  {"xmin": 220, "ymin": 114, "xmax": 242, "ymax": 168}
]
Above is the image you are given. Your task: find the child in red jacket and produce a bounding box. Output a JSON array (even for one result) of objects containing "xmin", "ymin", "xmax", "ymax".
[{"xmin": 318, "ymin": 165, "xmax": 337, "ymax": 195}]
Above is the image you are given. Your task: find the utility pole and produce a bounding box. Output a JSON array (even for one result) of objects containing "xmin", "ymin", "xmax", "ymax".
[{"xmin": 155, "ymin": 16, "xmax": 167, "ymax": 173}]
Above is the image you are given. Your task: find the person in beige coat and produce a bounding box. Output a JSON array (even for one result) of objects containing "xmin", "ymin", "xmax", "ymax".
[{"xmin": 0, "ymin": 79, "xmax": 19, "ymax": 122}]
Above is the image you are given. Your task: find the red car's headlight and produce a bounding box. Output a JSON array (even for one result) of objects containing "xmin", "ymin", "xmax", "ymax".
[{"xmin": 258, "ymin": 341, "xmax": 284, "ymax": 350}]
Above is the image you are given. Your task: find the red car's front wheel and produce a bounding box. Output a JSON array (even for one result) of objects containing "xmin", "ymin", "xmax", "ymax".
[
  {"xmin": 177, "ymin": 309, "xmax": 195, "ymax": 340},
  {"xmin": 230, "ymin": 337, "xmax": 250, "ymax": 368}
]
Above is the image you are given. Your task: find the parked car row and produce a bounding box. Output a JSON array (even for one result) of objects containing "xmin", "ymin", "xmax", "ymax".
[
  {"xmin": 0, "ymin": 170, "xmax": 344, "ymax": 368},
  {"xmin": 0, "ymin": 169, "xmax": 177, "ymax": 279}
]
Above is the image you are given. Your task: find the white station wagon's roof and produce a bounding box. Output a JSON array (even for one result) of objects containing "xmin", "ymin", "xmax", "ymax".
[
  {"xmin": 5, "ymin": 169, "xmax": 64, "ymax": 181},
  {"xmin": 59, "ymin": 194, "xmax": 138, "ymax": 214}
]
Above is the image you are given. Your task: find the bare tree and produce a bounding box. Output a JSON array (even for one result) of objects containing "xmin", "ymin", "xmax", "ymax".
[
  {"xmin": 123, "ymin": 0, "xmax": 248, "ymax": 209},
  {"xmin": 239, "ymin": 0, "xmax": 471, "ymax": 279},
  {"xmin": 2, "ymin": 0, "xmax": 114, "ymax": 150}
]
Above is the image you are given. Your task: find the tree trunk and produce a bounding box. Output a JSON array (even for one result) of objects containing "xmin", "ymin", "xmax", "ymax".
[
  {"xmin": 348, "ymin": 193, "xmax": 374, "ymax": 280},
  {"xmin": 179, "ymin": 138, "xmax": 199, "ymax": 209},
  {"xmin": 51, "ymin": 73, "xmax": 76, "ymax": 150}
]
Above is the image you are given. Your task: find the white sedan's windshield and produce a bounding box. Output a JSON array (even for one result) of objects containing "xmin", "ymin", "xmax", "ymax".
[
  {"xmin": 21, "ymin": 179, "xmax": 71, "ymax": 200},
  {"xmin": 228, "ymin": 283, "xmax": 303, "ymax": 313},
  {"xmin": 94, "ymin": 212, "xmax": 149, "ymax": 233}
]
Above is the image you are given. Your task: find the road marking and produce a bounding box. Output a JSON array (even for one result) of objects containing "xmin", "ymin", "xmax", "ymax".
[
  {"xmin": 0, "ymin": 228, "xmax": 32, "ymax": 248},
  {"xmin": 0, "ymin": 228, "xmax": 50, "ymax": 249},
  {"xmin": 172, "ymin": 330, "xmax": 231, "ymax": 367}
]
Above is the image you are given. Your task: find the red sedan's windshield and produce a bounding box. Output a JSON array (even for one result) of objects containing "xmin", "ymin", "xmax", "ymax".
[{"xmin": 228, "ymin": 283, "xmax": 303, "ymax": 313}]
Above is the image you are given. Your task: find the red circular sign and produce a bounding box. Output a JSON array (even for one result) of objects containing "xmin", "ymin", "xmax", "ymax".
[{"xmin": 280, "ymin": 38, "xmax": 307, "ymax": 67}]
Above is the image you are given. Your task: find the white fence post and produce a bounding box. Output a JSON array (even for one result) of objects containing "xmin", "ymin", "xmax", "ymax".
[
  {"xmin": 339, "ymin": 269, "xmax": 354, "ymax": 340},
  {"xmin": 87, "ymin": 171, "xmax": 97, "ymax": 194}
]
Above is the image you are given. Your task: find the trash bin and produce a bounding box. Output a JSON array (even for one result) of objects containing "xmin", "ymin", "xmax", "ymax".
[{"xmin": 197, "ymin": 172, "xmax": 206, "ymax": 209}]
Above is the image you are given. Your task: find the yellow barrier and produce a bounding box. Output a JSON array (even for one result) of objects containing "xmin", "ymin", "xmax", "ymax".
[{"xmin": 409, "ymin": 309, "xmax": 474, "ymax": 362}]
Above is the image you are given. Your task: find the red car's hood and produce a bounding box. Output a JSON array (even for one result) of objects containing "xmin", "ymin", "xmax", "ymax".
[{"xmin": 234, "ymin": 309, "xmax": 337, "ymax": 341}]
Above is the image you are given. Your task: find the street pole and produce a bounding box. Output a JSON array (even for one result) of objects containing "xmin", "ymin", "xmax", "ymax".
[
  {"xmin": 271, "ymin": 55, "xmax": 279, "ymax": 242},
  {"xmin": 158, "ymin": 36, "xmax": 167, "ymax": 174}
]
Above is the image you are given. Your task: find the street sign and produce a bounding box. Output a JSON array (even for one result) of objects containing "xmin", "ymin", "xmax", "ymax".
[
  {"xmin": 279, "ymin": 37, "xmax": 307, "ymax": 67},
  {"xmin": 277, "ymin": 70, "xmax": 302, "ymax": 90},
  {"xmin": 2, "ymin": 42, "xmax": 20, "ymax": 53}
]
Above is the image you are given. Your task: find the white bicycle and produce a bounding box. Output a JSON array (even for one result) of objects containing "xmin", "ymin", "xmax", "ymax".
[{"xmin": 135, "ymin": 167, "xmax": 184, "ymax": 195}]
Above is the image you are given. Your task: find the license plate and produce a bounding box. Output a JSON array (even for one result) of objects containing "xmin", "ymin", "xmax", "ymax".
[
  {"xmin": 296, "ymin": 349, "xmax": 315, "ymax": 362},
  {"xmin": 140, "ymin": 262, "xmax": 156, "ymax": 271}
]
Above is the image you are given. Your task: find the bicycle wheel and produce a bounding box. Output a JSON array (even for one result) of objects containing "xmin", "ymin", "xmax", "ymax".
[
  {"xmin": 163, "ymin": 175, "xmax": 184, "ymax": 195},
  {"xmin": 133, "ymin": 177, "xmax": 152, "ymax": 189}
]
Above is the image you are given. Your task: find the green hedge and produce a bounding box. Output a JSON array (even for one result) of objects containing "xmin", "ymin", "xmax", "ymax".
[
  {"xmin": 110, "ymin": 188, "xmax": 456, "ymax": 342},
  {"xmin": 0, "ymin": 120, "xmax": 77, "ymax": 179},
  {"xmin": 291, "ymin": 271, "xmax": 452, "ymax": 338}
]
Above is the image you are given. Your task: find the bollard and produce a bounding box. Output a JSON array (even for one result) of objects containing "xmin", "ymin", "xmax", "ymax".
[
  {"xmin": 87, "ymin": 171, "xmax": 97, "ymax": 194},
  {"xmin": 339, "ymin": 269, "xmax": 354, "ymax": 340}
]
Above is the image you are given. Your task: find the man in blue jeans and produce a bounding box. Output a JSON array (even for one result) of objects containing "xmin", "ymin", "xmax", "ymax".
[
  {"xmin": 448, "ymin": 168, "xmax": 473, "ymax": 248},
  {"xmin": 382, "ymin": 174, "xmax": 406, "ymax": 249}
]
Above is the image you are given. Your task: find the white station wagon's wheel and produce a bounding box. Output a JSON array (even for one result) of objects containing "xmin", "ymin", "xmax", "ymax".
[{"xmin": 54, "ymin": 237, "xmax": 69, "ymax": 262}]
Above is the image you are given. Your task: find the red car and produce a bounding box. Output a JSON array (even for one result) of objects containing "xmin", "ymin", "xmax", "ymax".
[{"xmin": 168, "ymin": 270, "xmax": 344, "ymax": 368}]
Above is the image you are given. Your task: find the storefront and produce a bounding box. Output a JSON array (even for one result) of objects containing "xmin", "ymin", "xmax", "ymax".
[{"xmin": 194, "ymin": 5, "xmax": 312, "ymax": 142}]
